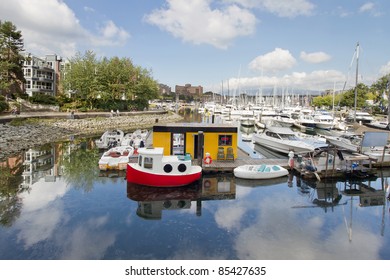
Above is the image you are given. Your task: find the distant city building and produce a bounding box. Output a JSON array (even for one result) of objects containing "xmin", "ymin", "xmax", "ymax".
[
  {"xmin": 159, "ymin": 83, "xmax": 171, "ymax": 96},
  {"xmin": 22, "ymin": 53, "xmax": 62, "ymax": 97},
  {"xmin": 175, "ymin": 84, "xmax": 203, "ymax": 97}
]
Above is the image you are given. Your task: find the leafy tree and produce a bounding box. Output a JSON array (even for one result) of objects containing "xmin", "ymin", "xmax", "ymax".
[
  {"xmin": 62, "ymin": 50, "xmax": 159, "ymax": 111},
  {"xmin": 339, "ymin": 83, "xmax": 369, "ymax": 108},
  {"xmin": 0, "ymin": 21, "xmax": 25, "ymax": 97},
  {"xmin": 0, "ymin": 94, "xmax": 9, "ymax": 112}
]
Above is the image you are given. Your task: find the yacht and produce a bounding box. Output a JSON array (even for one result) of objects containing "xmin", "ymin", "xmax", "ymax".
[
  {"xmin": 252, "ymin": 126, "xmax": 328, "ymax": 155},
  {"xmin": 345, "ymin": 111, "xmax": 374, "ymax": 124},
  {"xmin": 312, "ymin": 111, "xmax": 335, "ymax": 130}
]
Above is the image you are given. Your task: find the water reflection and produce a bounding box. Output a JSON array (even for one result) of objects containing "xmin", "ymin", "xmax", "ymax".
[
  {"xmin": 0, "ymin": 136, "xmax": 390, "ymax": 259},
  {"xmin": 127, "ymin": 174, "xmax": 236, "ymax": 220}
]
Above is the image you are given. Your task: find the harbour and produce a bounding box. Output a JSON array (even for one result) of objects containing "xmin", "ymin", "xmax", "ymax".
[{"xmin": 1, "ymin": 110, "xmax": 390, "ymax": 260}]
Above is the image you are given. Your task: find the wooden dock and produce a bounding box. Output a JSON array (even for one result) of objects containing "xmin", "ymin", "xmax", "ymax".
[{"xmin": 199, "ymin": 147, "xmax": 289, "ymax": 172}]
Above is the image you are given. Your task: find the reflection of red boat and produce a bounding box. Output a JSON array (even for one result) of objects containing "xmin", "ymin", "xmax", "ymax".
[
  {"xmin": 126, "ymin": 147, "xmax": 202, "ymax": 187},
  {"xmin": 126, "ymin": 182, "xmax": 201, "ymax": 201}
]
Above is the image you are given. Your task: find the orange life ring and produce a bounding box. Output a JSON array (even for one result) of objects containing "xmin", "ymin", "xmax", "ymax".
[{"xmin": 203, "ymin": 156, "xmax": 212, "ymax": 165}]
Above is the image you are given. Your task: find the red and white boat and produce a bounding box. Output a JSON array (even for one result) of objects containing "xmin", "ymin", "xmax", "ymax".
[{"xmin": 126, "ymin": 147, "xmax": 202, "ymax": 187}]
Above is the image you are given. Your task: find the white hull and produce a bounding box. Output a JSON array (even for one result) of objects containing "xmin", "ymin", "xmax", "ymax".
[
  {"xmin": 99, "ymin": 146, "xmax": 134, "ymax": 171},
  {"xmin": 253, "ymin": 134, "xmax": 314, "ymax": 154},
  {"xmin": 234, "ymin": 164, "xmax": 289, "ymax": 179}
]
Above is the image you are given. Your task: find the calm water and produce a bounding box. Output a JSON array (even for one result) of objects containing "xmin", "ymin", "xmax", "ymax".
[{"xmin": 1, "ymin": 111, "xmax": 390, "ymax": 260}]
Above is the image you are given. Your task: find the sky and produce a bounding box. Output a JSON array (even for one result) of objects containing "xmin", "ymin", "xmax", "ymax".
[{"xmin": 1, "ymin": 0, "xmax": 390, "ymax": 95}]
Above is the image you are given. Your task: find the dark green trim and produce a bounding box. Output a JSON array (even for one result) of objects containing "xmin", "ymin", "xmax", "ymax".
[{"xmin": 153, "ymin": 124, "xmax": 237, "ymax": 133}]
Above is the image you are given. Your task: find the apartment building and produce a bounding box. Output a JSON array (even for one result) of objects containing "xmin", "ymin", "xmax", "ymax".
[
  {"xmin": 175, "ymin": 84, "xmax": 203, "ymax": 97},
  {"xmin": 22, "ymin": 53, "xmax": 62, "ymax": 97}
]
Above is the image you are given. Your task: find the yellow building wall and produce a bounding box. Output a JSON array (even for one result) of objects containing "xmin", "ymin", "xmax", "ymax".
[
  {"xmin": 152, "ymin": 130, "xmax": 237, "ymax": 159},
  {"xmin": 203, "ymin": 132, "xmax": 237, "ymax": 160},
  {"xmin": 152, "ymin": 132, "xmax": 171, "ymax": 155}
]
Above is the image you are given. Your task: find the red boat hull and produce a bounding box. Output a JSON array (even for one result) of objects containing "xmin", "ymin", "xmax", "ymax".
[{"xmin": 126, "ymin": 164, "xmax": 202, "ymax": 187}]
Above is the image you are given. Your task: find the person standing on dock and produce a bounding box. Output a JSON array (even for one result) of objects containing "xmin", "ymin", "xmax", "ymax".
[{"xmin": 288, "ymin": 150, "xmax": 294, "ymax": 169}]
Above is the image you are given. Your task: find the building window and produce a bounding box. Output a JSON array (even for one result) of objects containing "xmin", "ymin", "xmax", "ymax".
[{"xmin": 218, "ymin": 135, "xmax": 232, "ymax": 146}]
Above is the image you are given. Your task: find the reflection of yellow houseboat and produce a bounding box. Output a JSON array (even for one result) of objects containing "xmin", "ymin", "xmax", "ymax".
[{"xmin": 152, "ymin": 123, "xmax": 238, "ymax": 161}]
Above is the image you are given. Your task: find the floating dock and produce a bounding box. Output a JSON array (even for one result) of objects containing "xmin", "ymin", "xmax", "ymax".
[{"xmin": 199, "ymin": 147, "xmax": 289, "ymax": 173}]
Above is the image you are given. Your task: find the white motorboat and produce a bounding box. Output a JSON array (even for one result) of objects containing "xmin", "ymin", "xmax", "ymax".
[
  {"xmin": 273, "ymin": 114, "xmax": 295, "ymax": 127},
  {"xmin": 95, "ymin": 129, "xmax": 125, "ymax": 149},
  {"xmin": 324, "ymin": 134, "xmax": 361, "ymax": 153},
  {"xmin": 233, "ymin": 164, "xmax": 289, "ymax": 179},
  {"xmin": 345, "ymin": 111, "xmax": 374, "ymax": 124},
  {"xmin": 313, "ymin": 113, "xmax": 335, "ymax": 130},
  {"xmin": 98, "ymin": 145, "xmax": 134, "ymax": 171},
  {"xmin": 252, "ymin": 126, "xmax": 328, "ymax": 155},
  {"xmin": 295, "ymin": 113, "xmax": 316, "ymax": 128},
  {"xmin": 121, "ymin": 129, "xmax": 149, "ymax": 148}
]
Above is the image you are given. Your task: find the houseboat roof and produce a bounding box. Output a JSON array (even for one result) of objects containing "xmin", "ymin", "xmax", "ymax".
[{"xmin": 153, "ymin": 123, "xmax": 238, "ymax": 133}]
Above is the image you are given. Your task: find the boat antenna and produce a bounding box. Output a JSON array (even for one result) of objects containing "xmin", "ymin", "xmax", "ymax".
[{"xmin": 354, "ymin": 42, "xmax": 360, "ymax": 122}]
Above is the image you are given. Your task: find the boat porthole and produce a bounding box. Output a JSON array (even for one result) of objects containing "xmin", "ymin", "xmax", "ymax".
[
  {"xmin": 178, "ymin": 163, "xmax": 187, "ymax": 173},
  {"xmin": 164, "ymin": 164, "xmax": 173, "ymax": 173},
  {"xmin": 163, "ymin": 200, "xmax": 172, "ymax": 209}
]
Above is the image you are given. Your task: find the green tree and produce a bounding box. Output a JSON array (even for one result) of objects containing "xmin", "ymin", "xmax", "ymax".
[
  {"xmin": 0, "ymin": 21, "xmax": 25, "ymax": 97},
  {"xmin": 62, "ymin": 51, "xmax": 159, "ymax": 111},
  {"xmin": 62, "ymin": 50, "xmax": 99, "ymax": 109},
  {"xmin": 339, "ymin": 83, "xmax": 369, "ymax": 108}
]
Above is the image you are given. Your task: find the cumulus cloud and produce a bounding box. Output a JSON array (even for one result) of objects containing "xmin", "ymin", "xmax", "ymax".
[
  {"xmin": 144, "ymin": 0, "xmax": 257, "ymax": 49},
  {"xmin": 0, "ymin": 0, "xmax": 130, "ymax": 57},
  {"xmin": 225, "ymin": 0, "xmax": 315, "ymax": 18},
  {"xmin": 300, "ymin": 51, "xmax": 331, "ymax": 64},
  {"xmin": 380, "ymin": 61, "xmax": 390, "ymax": 76},
  {"xmin": 249, "ymin": 48, "xmax": 296, "ymax": 73},
  {"xmin": 359, "ymin": 2, "xmax": 375, "ymax": 13}
]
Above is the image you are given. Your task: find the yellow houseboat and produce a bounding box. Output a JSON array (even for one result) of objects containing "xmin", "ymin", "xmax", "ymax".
[{"xmin": 152, "ymin": 123, "xmax": 238, "ymax": 162}]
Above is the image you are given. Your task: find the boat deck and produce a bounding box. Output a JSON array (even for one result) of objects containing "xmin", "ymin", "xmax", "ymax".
[{"xmin": 199, "ymin": 147, "xmax": 289, "ymax": 172}]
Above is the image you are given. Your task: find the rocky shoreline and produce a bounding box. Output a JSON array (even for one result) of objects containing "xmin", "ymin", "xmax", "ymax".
[{"xmin": 0, "ymin": 112, "xmax": 183, "ymax": 161}]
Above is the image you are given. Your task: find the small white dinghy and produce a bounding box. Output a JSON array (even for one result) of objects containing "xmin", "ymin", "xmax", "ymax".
[
  {"xmin": 99, "ymin": 145, "xmax": 134, "ymax": 171},
  {"xmin": 233, "ymin": 164, "xmax": 289, "ymax": 180}
]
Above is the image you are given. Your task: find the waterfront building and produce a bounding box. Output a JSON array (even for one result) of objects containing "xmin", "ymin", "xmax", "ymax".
[{"xmin": 22, "ymin": 53, "xmax": 62, "ymax": 97}]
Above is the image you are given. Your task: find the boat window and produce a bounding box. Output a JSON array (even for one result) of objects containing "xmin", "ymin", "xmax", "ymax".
[
  {"xmin": 219, "ymin": 135, "xmax": 232, "ymax": 146},
  {"xmin": 178, "ymin": 163, "xmax": 187, "ymax": 173},
  {"xmin": 144, "ymin": 157, "xmax": 153, "ymax": 169},
  {"xmin": 138, "ymin": 155, "xmax": 143, "ymax": 166},
  {"xmin": 164, "ymin": 164, "xmax": 173, "ymax": 173}
]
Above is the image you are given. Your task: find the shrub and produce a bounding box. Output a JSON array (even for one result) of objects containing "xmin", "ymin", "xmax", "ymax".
[{"xmin": 0, "ymin": 96, "xmax": 10, "ymax": 112}]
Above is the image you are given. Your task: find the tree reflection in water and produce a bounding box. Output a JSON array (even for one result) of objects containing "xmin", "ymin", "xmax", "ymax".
[
  {"xmin": 60, "ymin": 140, "xmax": 101, "ymax": 193},
  {"xmin": 0, "ymin": 164, "xmax": 24, "ymax": 227}
]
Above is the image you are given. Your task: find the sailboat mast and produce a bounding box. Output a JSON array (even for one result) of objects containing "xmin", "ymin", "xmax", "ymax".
[{"xmin": 354, "ymin": 42, "xmax": 360, "ymax": 122}]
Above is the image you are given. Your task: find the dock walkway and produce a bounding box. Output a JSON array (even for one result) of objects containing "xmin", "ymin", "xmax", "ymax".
[{"xmin": 200, "ymin": 147, "xmax": 288, "ymax": 172}]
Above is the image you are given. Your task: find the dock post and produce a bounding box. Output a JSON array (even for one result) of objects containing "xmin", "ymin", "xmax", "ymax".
[{"xmin": 197, "ymin": 131, "xmax": 204, "ymax": 167}]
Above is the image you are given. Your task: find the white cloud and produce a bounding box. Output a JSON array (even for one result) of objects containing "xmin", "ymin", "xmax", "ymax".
[
  {"xmin": 380, "ymin": 61, "xmax": 390, "ymax": 76},
  {"xmin": 249, "ymin": 48, "xmax": 296, "ymax": 73},
  {"xmin": 359, "ymin": 2, "xmax": 375, "ymax": 13},
  {"xmin": 225, "ymin": 0, "xmax": 315, "ymax": 18},
  {"xmin": 0, "ymin": 0, "xmax": 130, "ymax": 58},
  {"xmin": 300, "ymin": 51, "xmax": 331, "ymax": 64},
  {"xmin": 145, "ymin": 0, "xmax": 257, "ymax": 49}
]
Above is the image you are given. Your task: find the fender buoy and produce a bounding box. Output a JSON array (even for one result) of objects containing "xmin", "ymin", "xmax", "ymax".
[{"xmin": 204, "ymin": 155, "xmax": 212, "ymax": 165}]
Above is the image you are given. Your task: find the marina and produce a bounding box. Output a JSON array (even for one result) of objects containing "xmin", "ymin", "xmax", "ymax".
[{"xmin": 1, "ymin": 110, "xmax": 390, "ymax": 260}]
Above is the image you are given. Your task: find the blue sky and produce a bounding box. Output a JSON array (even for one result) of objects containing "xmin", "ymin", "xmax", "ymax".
[{"xmin": 1, "ymin": 0, "xmax": 390, "ymax": 94}]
